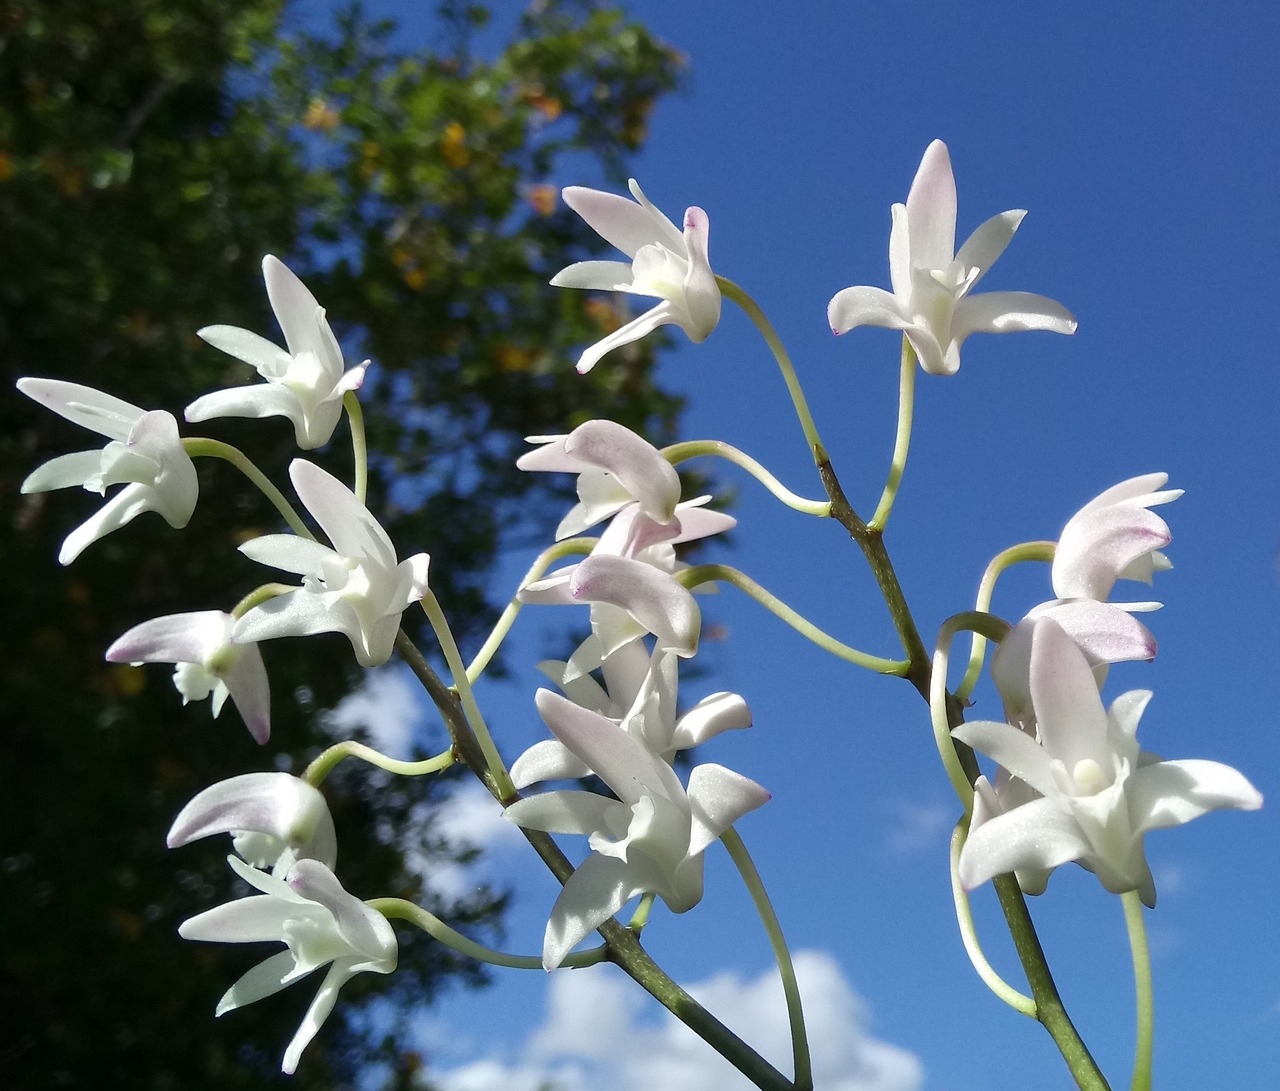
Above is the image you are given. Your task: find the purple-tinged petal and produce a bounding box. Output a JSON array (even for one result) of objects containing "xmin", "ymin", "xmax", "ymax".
[
  {"xmin": 168, "ymin": 772, "xmax": 337, "ymax": 868},
  {"xmin": 563, "ymin": 420, "xmax": 681, "ymax": 524},
  {"xmin": 1028, "ymin": 619, "xmax": 1111, "ymax": 767},
  {"xmin": 107, "ymin": 610, "xmax": 230, "ymax": 665},
  {"xmin": 570, "ymin": 555, "xmax": 700, "ymax": 657},
  {"xmin": 680, "ymin": 206, "xmax": 720, "ymax": 341}
]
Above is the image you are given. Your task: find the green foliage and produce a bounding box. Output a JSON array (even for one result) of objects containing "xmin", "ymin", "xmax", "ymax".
[{"xmin": 0, "ymin": 1, "xmax": 683, "ymax": 1086}]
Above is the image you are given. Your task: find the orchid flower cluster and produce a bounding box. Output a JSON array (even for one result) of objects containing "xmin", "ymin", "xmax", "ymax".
[{"xmin": 18, "ymin": 139, "xmax": 1261, "ymax": 1090}]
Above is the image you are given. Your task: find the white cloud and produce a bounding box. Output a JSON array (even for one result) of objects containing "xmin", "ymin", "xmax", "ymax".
[
  {"xmin": 429, "ymin": 950, "xmax": 923, "ymax": 1091},
  {"xmin": 326, "ymin": 664, "xmax": 426, "ymax": 757},
  {"xmin": 883, "ymin": 797, "xmax": 954, "ymax": 855},
  {"xmin": 421, "ymin": 781, "xmax": 528, "ymax": 900}
]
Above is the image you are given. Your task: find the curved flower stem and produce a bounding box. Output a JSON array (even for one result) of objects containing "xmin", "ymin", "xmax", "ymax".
[
  {"xmin": 418, "ymin": 591, "xmax": 514, "ymax": 799},
  {"xmin": 867, "ymin": 336, "xmax": 918, "ymax": 532},
  {"xmin": 932, "ymin": 612, "xmax": 1012, "ymax": 807},
  {"xmin": 465, "ymin": 538, "xmax": 596, "ymax": 683},
  {"xmin": 956, "ymin": 541, "xmax": 1056, "ymax": 703},
  {"xmin": 371, "ymin": 897, "xmax": 609, "ymax": 970},
  {"xmin": 662, "ymin": 440, "xmax": 831, "ymax": 516},
  {"xmin": 1122, "ymin": 891, "xmax": 1154, "ymax": 1091},
  {"xmin": 230, "ymin": 582, "xmax": 296, "ymax": 619},
  {"xmin": 677, "ymin": 563, "xmax": 908, "ymax": 675},
  {"xmin": 396, "ymin": 634, "xmax": 795, "ymax": 1091},
  {"xmin": 183, "ymin": 437, "xmax": 313, "ymax": 539},
  {"xmin": 303, "ymin": 740, "xmax": 456, "ymax": 787},
  {"xmin": 722, "ymin": 828, "xmax": 812, "ymax": 1091},
  {"xmin": 949, "ymin": 820, "xmax": 1037, "ymax": 1016},
  {"xmin": 717, "ymin": 275, "xmax": 826, "ymax": 463},
  {"xmin": 343, "ymin": 391, "xmax": 368, "ymax": 504}
]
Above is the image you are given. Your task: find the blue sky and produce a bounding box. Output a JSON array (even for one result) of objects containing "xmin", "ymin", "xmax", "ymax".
[{"xmin": 331, "ymin": 2, "xmax": 1280, "ymax": 1088}]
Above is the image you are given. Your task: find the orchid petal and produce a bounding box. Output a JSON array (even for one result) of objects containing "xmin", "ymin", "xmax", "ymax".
[
  {"xmin": 827, "ymin": 285, "xmax": 910, "ymax": 335},
  {"xmin": 543, "ymin": 853, "xmax": 639, "ymax": 971},
  {"xmin": 686, "ymin": 764, "xmax": 770, "ymax": 856},
  {"xmin": 905, "ymin": 140, "xmax": 957, "ymax": 269},
  {"xmin": 1130, "ymin": 760, "xmax": 1263, "ymax": 833},
  {"xmin": 959, "ymin": 797, "xmax": 1090, "ymax": 891}
]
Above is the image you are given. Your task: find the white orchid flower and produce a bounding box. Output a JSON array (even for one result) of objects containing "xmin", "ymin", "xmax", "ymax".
[
  {"xmin": 512, "ymin": 644, "xmax": 751, "ymax": 788},
  {"xmin": 828, "ymin": 139, "xmax": 1076, "ymax": 376},
  {"xmin": 186, "ymin": 255, "xmax": 368, "ymax": 449},
  {"xmin": 168, "ymin": 772, "xmax": 337, "ymax": 874},
  {"xmin": 17, "ymin": 378, "xmax": 198, "ymax": 564},
  {"xmin": 1052, "ymin": 473, "xmax": 1181, "ymax": 603},
  {"xmin": 992, "ymin": 475, "xmax": 1180, "ymax": 727},
  {"xmin": 955, "ymin": 619, "xmax": 1261, "ymax": 906},
  {"xmin": 517, "ymin": 419, "xmax": 682, "ymax": 538},
  {"xmin": 505, "ymin": 689, "xmax": 768, "ymax": 969},
  {"xmin": 233, "ymin": 460, "xmax": 430, "ymax": 668},
  {"xmin": 552, "ymin": 179, "xmax": 720, "ymax": 373},
  {"xmin": 106, "ymin": 610, "xmax": 271, "ymax": 743},
  {"xmin": 180, "ymin": 856, "xmax": 396, "ymax": 1074}
]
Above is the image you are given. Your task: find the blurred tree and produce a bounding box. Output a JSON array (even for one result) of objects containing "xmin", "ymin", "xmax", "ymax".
[{"xmin": 0, "ymin": 0, "xmax": 683, "ymax": 1087}]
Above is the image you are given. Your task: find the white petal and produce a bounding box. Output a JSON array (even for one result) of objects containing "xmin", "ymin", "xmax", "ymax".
[
  {"xmin": 955, "ymin": 209, "xmax": 1025, "ymax": 287},
  {"xmin": 686, "ymin": 764, "xmax": 770, "ymax": 857},
  {"xmin": 827, "ymin": 285, "xmax": 910, "ymax": 335},
  {"xmin": 509, "ymin": 740, "xmax": 590, "ymax": 789},
  {"xmin": 1028, "ymin": 619, "xmax": 1112, "ymax": 770},
  {"xmin": 953, "ymin": 720, "xmax": 1058, "ymax": 798},
  {"xmin": 959, "ymin": 797, "xmax": 1088, "ymax": 891},
  {"xmin": 233, "ymin": 589, "xmax": 346, "ymax": 646},
  {"xmin": 215, "ymin": 949, "xmax": 299, "ymax": 1015},
  {"xmin": 179, "ymin": 893, "xmax": 303, "ymax": 944},
  {"xmin": 58, "ymin": 484, "xmax": 153, "ymax": 564},
  {"xmin": 281, "ymin": 963, "xmax": 350, "ymax": 1074},
  {"xmin": 951, "ymin": 291, "xmax": 1077, "ymax": 341},
  {"xmin": 672, "ymin": 692, "xmax": 752, "ymax": 750},
  {"xmin": 563, "ymin": 186, "xmax": 664, "ymax": 257},
  {"xmin": 542, "ymin": 854, "xmax": 639, "ymax": 970},
  {"xmin": 504, "ymin": 789, "xmax": 622, "ymax": 835},
  {"xmin": 197, "ymin": 325, "xmax": 292, "ymax": 378},
  {"xmin": 263, "ymin": 255, "xmax": 334, "ymax": 366},
  {"xmin": 239, "ymin": 533, "xmax": 338, "ymax": 577},
  {"xmin": 22, "ymin": 450, "xmax": 107, "ymax": 493},
  {"xmin": 550, "ymin": 259, "xmax": 636, "ymax": 291},
  {"xmin": 564, "ymin": 420, "xmax": 680, "ymax": 524},
  {"xmin": 17, "ymin": 377, "xmax": 143, "ymax": 439},
  {"xmin": 574, "ymin": 302, "xmax": 677, "ymax": 374},
  {"xmin": 1130, "ymin": 759, "xmax": 1263, "ymax": 833},
  {"xmin": 289, "ymin": 459, "xmax": 396, "ymax": 569},
  {"xmin": 223, "ymin": 641, "xmax": 273, "ymax": 744},
  {"xmin": 905, "ymin": 140, "xmax": 957, "ymax": 270}
]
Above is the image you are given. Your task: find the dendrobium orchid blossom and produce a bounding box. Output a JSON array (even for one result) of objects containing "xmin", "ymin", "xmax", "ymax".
[
  {"xmin": 179, "ymin": 856, "xmax": 396, "ymax": 1074},
  {"xmin": 517, "ymin": 419, "xmax": 682, "ymax": 538},
  {"xmin": 552, "ymin": 179, "xmax": 720, "ymax": 373},
  {"xmin": 505, "ymin": 689, "xmax": 769, "ymax": 969},
  {"xmin": 168, "ymin": 772, "xmax": 338, "ymax": 874},
  {"xmin": 520, "ymin": 553, "xmax": 702, "ymax": 671},
  {"xmin": 106, "ymin": 610, "xmax": 271, "ymax": 743},
  {"xmin": 233, "ymin": 460, "xmax": 430, "ymax": 667},
  {"xmin": 955, "ymin": 620, "xmax": 1261, "ymax": 906},
  {"xmin": 17, "ymin": 378, "xmax": 198, "ymax": 564},
  {"xmin": 992, "ymin": 474, "xmax": 1180, "ymax": 728},
  {"xmin": 512, "ymin": 644, "xmax": 751, "ymax": 788},
  {"xmin": 186, "ymin": 255, "xmax": 368, "ymax": 449},
  {"xmin": 827, "ymin": 139, "xmax": 1076, "ymax": 376}
]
